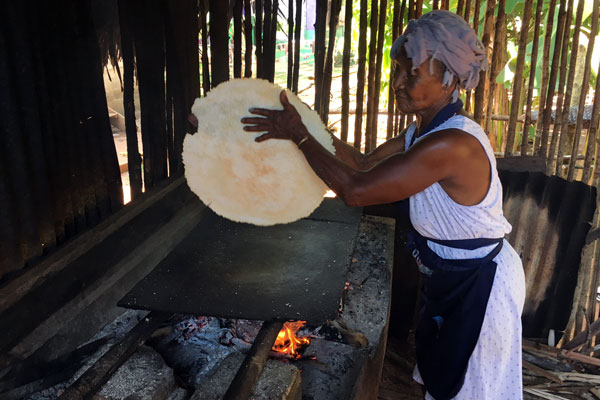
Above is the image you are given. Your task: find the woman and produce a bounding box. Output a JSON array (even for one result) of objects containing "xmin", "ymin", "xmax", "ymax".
[{"xmin": 242, "ymin": 10, "xmax": 525, "ymax": 400}]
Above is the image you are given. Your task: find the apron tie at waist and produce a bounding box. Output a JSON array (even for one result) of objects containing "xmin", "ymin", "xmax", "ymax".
[{"xmin": 406, "ymin": 230, "xmax": 503, "ymax": 400}]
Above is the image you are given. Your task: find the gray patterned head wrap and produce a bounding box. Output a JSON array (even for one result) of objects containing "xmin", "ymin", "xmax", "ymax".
[{"xmin": 390, "ymin": 10, "xmax": 488, "ymax": 100}]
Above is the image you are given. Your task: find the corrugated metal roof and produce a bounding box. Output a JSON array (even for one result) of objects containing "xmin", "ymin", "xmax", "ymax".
[{"xmin": 499, "ymin": 170, "xmax": 597, "ymax": 337}]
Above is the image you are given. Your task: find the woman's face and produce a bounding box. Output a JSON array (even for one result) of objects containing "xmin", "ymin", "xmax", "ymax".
[{"xmin": 392, "ymin": 47, "xmax": 450, "ymax": 115}]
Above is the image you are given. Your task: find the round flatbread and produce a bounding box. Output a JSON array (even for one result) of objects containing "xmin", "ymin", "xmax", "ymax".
[{"xmin": 183, "ymin": 79, "xmax": 335, "ymax": 226}]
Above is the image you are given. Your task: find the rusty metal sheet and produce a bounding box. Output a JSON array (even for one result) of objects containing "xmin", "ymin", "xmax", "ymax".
[
  {"xmin": 499, "ymin": 170, "xmax": 596, "ymax": 337},
  {"xmin": 118, "ymin": 199, "xmax": 362, "ymax": 324}
]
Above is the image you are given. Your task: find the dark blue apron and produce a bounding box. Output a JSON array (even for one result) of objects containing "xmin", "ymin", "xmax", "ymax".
[{"xmin": 404, "ymin": 100, "xmax": 503, "ymax": 399}]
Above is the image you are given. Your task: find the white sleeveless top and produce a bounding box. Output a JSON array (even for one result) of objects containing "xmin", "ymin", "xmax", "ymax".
[
  {"xmin": 405, "ymin": 115, "xmax": 512, "ymax": 242},
  {"xmin": 407, "ymin": 115, "xmax": 526, "ymax": 400}
]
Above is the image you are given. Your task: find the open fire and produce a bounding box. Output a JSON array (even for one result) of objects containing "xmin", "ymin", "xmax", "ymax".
[{"xmin": 272, "ymin": 320, "xmax": 311, "ymax": 359}]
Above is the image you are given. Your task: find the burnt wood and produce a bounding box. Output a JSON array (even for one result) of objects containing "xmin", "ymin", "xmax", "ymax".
[
  {"xmin": 119, "ymin": 198, "xmax": 362, "ymax": 323},
  {"xmin": 222, "ymin": 320, "xmax": 284, "ymax": 400},
  {"xmin": 58, "ymin": 312, "xmax": 171, "ymax": 400},
  {"xmin": 0, "ymin": 338, "xmax": 107, "ymax": 399}
]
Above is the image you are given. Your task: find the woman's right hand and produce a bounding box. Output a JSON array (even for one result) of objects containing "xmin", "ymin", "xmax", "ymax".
[{"xmin": 241, "ymin": 90, "xmax": 310, "ymax": 145}]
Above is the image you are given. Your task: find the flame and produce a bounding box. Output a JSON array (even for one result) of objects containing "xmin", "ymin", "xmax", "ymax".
[{"xmin": 272, "ymin": 321, "xmax": 311, "ymax": 359}]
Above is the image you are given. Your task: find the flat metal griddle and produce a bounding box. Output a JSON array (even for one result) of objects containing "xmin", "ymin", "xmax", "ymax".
[{"xmin": 118, "ymin": 198, "xmax": 362, "ymax": 324}]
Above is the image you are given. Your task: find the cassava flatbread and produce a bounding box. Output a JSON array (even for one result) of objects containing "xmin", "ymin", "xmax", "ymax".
[{"xmin": 183, "ymin": 79, "xmax": 335, "ymax": 226}]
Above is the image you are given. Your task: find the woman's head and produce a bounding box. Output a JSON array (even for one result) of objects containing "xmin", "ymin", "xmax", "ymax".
[
  {"xmin": 392, "ymin": 45, "xmax": 455, "ymax": 114},
  {"xmin": 390, "ymin": 10, "xmax": 487, "ymax": 107}
]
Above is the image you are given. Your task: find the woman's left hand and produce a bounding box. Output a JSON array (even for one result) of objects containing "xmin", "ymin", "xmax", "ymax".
[{"xmin": 241, "ymin": 90, "xmax": 310, "ymax": 145}]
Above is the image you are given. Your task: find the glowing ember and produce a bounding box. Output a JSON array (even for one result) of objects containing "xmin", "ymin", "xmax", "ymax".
[{"xmin": 272, "ymin": 321, "xmax": 311, "ymax": 359}]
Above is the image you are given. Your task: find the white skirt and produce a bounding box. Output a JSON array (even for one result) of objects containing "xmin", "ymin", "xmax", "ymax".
[{"xmin": 413, "ymin": 239, "xmax": 526, "ymax": 400}]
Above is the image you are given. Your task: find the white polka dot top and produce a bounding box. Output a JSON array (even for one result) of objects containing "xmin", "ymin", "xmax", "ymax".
[{"xmin": 405, "ymin": 115, "xmax": 512, "ymax": 241}]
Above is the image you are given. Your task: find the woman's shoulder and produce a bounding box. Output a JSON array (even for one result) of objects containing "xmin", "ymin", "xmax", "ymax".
[{"xmin": 442, "ymin": 114, "xmax": 485, "ymax": 134}]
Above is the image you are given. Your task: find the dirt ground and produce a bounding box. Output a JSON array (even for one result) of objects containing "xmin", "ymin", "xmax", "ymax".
[{"xmin": 378, "ymin": 334, "xmax": 425, "ymax": 400}]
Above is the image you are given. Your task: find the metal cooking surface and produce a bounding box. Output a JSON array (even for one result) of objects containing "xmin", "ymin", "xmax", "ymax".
[{"xmin": 119, "ymin": 199, "xmax": 362, "ymax": 323}]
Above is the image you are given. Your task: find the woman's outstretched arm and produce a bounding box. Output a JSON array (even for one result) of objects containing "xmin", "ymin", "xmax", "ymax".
[{"xmin": 242, "ymin": 91, "xmax": 488, "ymax": 207}]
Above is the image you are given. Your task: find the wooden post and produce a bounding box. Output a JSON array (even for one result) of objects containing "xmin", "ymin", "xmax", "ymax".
[
  {"xmin": 292, "ymin": 0, "xmax": 302, "ymax": 93},
  {"xmin": 433, "ymin": 0, "xmax": 440, "ymax": 10},
  {"xmin": 468, "ymin": 0, "xmax": 482, "ymax": 114},
  {"xmin": 504, "ymin": 0, "xmax": 533, "ymax": 156},
  {"xmin": 164, "ymin": 0, "xmax": 200, "ymax": 176},
  {"xmin": 472, "ymin": 0, "xmax": 481, "ymax": 30},
  {"xmin": 320, "ymin": 0, "xmax": 343, "ymax": 122},
  {"xmin": 387, "ymin": 0, "xmax": 404, "ymax": 140},
  {"xmin": 255, "ymin": 0, "xmax": 264, "ymax": 78},
  {"xmin": 567, "ymin": 0, "xmax": 597, "ymax": 181},
  {"xmin": 117, "ymin": 0, "xmax": 142, "ymax": 200},
  {"xmin": 287, "ymin": 0, "xmax": 294, "ymax": 89},
  {"xmin": 365, "ymin": 0, "xmax": 379, "ymax": 152},
  {"xmin": 533, "ymin": 0, "xmax": 556, "ymax": 154},
  {"xmin": 554, "ymin": 0, "xmax": 582, "ymax": 176},
  {"xmin": 484, "ymin": 0, "xmax": 506, "ymax": 138},
  {"xmin": 521, "ymin": 0, "xmax": 544, "ymax": 156},
  {"xmin": 456, "ymin": 0, "xmax": 465, "ymax": 16},
  {"xmin": 234, "ymin": 0, "xmax": 243, "ymax": 78},
  {"xmin": 354, "ymin": 0, "xmax": 369, "ymax": 149},
  {"xmin": 268, "ymin": 0, "xmax": 279, "ymax": 82},
  {"xmin": 131, "ymin": 0, "xmax": 168, "ymax": 189},
  {"xmin": 341, "ymin": 0, "xmax": 354, "ymax": 142},
  {"xmin": 244, "ymin": 0, "xmax": 253, "ymax": 77},
  {"xmin": 200, "ymin": 0, "xmax": 211, "ymax": 95},
  {"xmin": 582, "ymin": 59, "xmax": 600, "ymax": 184},
  {"xmin": 464, "ymin": 0, "xmax": 472, "ymax": 23},
  {"xmin": 262, "ymin": 0, "xmax": 272, "ymax": 80},
  {"xmin": 314, "ymin": 0, "xmax": 328, "ymax": 117},
  {"xmin": 539, "ymin": 0, "xmax": 567, "ymax": 159},
  {"xmin": 473, "ymin": 0, "xmax": 496, "ymax": 125},
  {"xmin": 465, "ymin": 0, "xmax": 480, "ymax": 112},
  {"xmin": 209, "ymin": 0, "xmax": 231, "ymax": 87},
  {"xmin": 415, "ymin": 0, "xmax": 423, "ymax": 17},
  {"xmin": 369, "ymin": 0, "xmax": 388, "ymax": 151}
]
